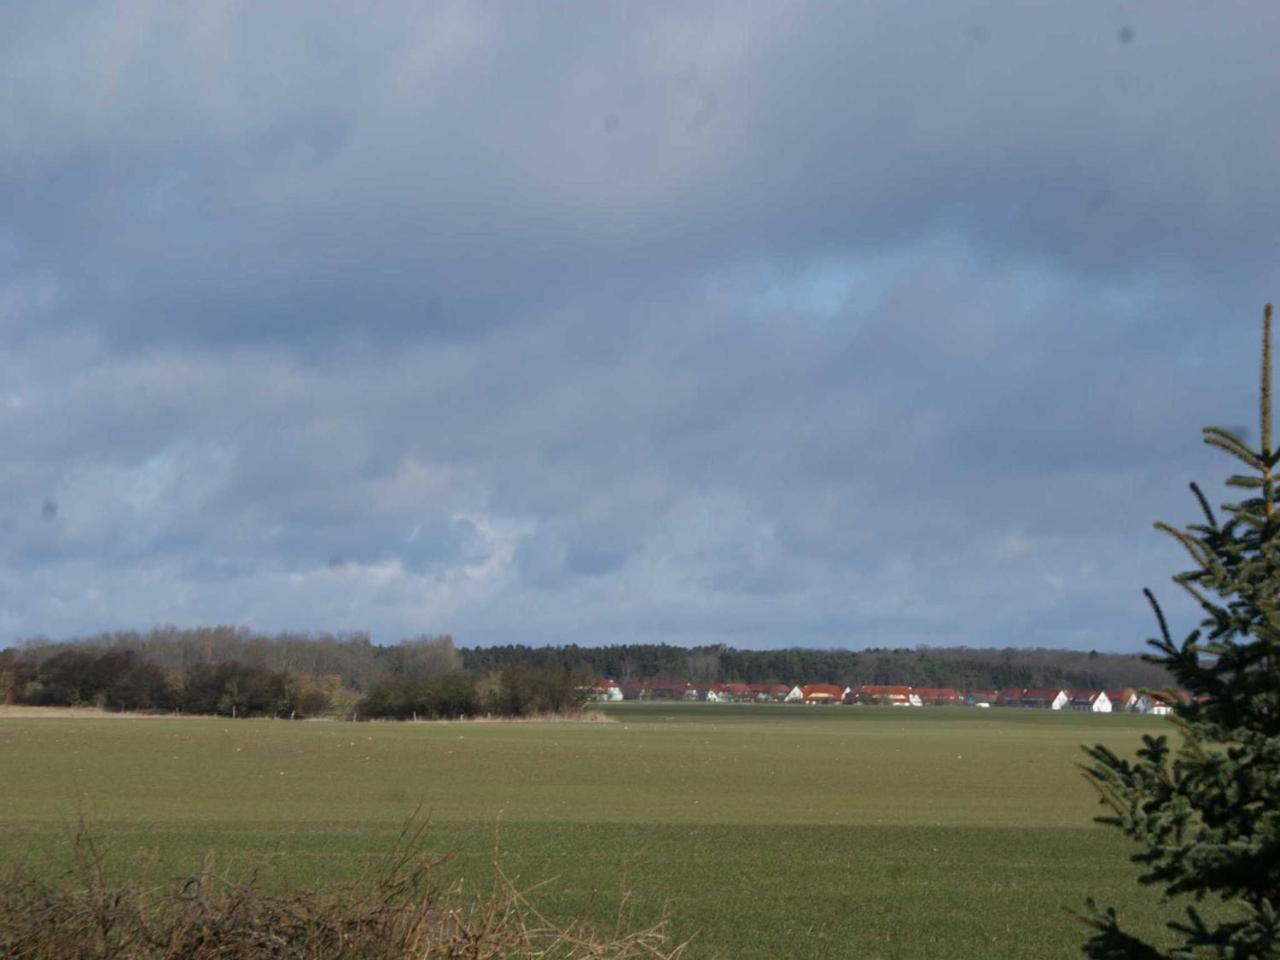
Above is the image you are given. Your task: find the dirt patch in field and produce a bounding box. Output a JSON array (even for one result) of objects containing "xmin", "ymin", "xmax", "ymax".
[
  {"xmin": 0, "ymin": 705, "xmax": 612, "ymax": 723},
  {"xmin": 0, "ymin": 706, "xmax": 194, "ymax": 720}
]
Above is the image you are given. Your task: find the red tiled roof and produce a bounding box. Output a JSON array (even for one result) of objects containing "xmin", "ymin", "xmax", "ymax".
[
  {"xmin": 1021, "ymin": 688, "xmax": 1065, "ymax": 703},
  {"xmin": 650, "ymin": 680, "xmax": 690, "ymax": 693},
  {"xmin": 1149, "ymin": 690, "xmax": 1204, "ymax": 705},
  {"xmin": 801, "ymin": 684, "xmax": 846, "ymax": 700},
  {"xmin": 1069, "ymin": 689, "xmax": 1104, "ymax": 704},
  {"xmin": 914, "ymin": 687, "xmax": 962, "ymax": 701},
  {"xmin": 859, "ymin": 685, "xmax": 912, "ymax": 698}
]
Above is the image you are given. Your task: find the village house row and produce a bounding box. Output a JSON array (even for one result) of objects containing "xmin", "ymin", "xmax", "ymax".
[{"xmin": 592, "ymin": 680, "xmax": 1176, "ymax": 715}]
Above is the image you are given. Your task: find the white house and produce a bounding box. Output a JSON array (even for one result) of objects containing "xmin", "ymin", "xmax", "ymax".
[
  {"xmin": 855, "ymin": 685, "xmax": 916, "ymax": 706},
  {"xmin": 1069, "ymin": 690, "xmax": 1112, "ymax": 712},
  {"xmin": 1021, "ymin": 688, "xmax": 1070, "ymax": 710},
  {"xmin": 785, "ymin": 685, "xmax": 805, "ymax": 703},
  {"xmin": 600, "ymin": 683, "xmax": 623, "ymax": 702},
  {"xmin": 1105, "ymin": 688, "xmax": 1138, "ymax": 712},
  {"xmin": 1134, "ymin": 694, "xmax": 1173, "ymax": 716}
]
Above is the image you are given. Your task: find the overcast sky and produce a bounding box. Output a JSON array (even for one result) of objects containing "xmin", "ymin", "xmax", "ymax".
[{"xmin": 2, "ymin": 3, "xmax": 1278, "ymax": 651}]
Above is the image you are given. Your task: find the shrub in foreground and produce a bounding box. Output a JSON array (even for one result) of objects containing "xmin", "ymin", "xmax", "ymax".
[{"xmin": 0, "ymin": 827, "xmax": 681, "ymax": 960}]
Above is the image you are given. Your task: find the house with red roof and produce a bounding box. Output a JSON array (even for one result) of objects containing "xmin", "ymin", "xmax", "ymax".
[
  {"xmin": 854, "ymin": 685, "xmax": 920, "ymax": 706},
  {"xmin": 1020, "ymin": 688, "xmax": 1069, "ymax": 710},
  {"xmin": 1105, "ymin": 688, "xmax": 1137, "ymax": 712},
  {"xmin": 592, "ymin": 679, "xmax": 623, "ymax": 702},
  {"xmin": 749, "ymin": 683, "xmax": 790, "ymax": 702},
  {"xmin": 913, "ymin": 687, "xmax": 963, "ymax": 706},
  {"xmin": 994, "ymin": 688, "xmax": 1026, "ymax": 707},
  {"xmin": 649, "ymin": 680, "xmax": 693, "ymax": 701},
  {"xmin": 786, "ymin": 684, "xmax": 847, "ymax": 704},
  {"xmin": 1068, "ymin": 689, "xmax": 1112, "ymax": 712},
  {"xmin": 698, "ymin": 682, "xmax": 722, "ymax": 702}
]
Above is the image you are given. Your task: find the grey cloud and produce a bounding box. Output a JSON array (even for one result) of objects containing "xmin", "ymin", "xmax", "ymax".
[
  {"xmin": 2, "ymin": 4, "xmax": 1278, "ymax": 351},
  {"xmin": 0, "ymin": 2, "xmax": 1271, "ymax": 649}
]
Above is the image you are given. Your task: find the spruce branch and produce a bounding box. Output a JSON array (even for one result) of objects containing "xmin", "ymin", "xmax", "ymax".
[
  {"xmin": 1154, "ymin": 523, "xmax": 1228, "ymax": 580},
  {"xmin": 1264, "ymin": 304, "xmax": 1273, "ymax": 458},
  {"xmin": 1203, "ymin": 431, "xmax": 1267, "ymax": 471},
  {"xmin": 1143, "ymin": 588, "xmax": 1173, "ymax": 648},
  {"xmin": 1190, "ymin": 482, "xmax": 1219, "ymax": 530},
  {"xmin": 1265, "ymin": 303, "xmax": 1275, "ymax": 519}
]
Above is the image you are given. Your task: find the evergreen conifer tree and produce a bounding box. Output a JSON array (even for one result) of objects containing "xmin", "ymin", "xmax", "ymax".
[{"xmin": 1081, "ymin": 304, "xmax": 1280, "ymax": 959}]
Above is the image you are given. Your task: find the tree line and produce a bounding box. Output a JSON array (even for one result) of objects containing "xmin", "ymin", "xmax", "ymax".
[
  {"xmin": 0, "ymin": 630, "xmax": 590, "ymax": 720},
  {"xmin": 0, "ymin": 628, "xmax": 1173, "ymax": 720},
  {"xmin": 461, "ymin": 642, "xmax": 1172, "ymax": 691},
  {"xmin": 6, "ymin": 626, "xmax": 437, "ymax": 693}
]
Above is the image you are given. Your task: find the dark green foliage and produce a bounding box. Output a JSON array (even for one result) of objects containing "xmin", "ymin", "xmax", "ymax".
[
  {"xmin": 462, "ymin": 642, "xmax": 1167, "ymax": 691},
  {"xmin": 101, "ymin": 656, "xmax": 174, "ymax": 711},
  {"xmin": 24, "ymin": 649, "xmax": 174, "ymax": 711},
  {"xmin": 478, "ymin": 665, "xmax": 593, "ymax": 717},
  {"xmin": 3, "ymin": 628, "xmax": 458, "ymax": 694},
  {"xmin": 0, "ymin": 632, "xmax": 465, "ymax": 715},
  {"xmin": 356, "ymin": 671, "xmax": 481, "ymax": 720},
  {"xmin": 29, "ymin": 649, "xmax": 102, "ymax": 706},
  {"xmin": 0, "ymin": 648, "xmax": 34, "ymax": 704},
  {"xmin": 1081, "ymin": 305, "xmax": 1280, "ymax": 959},
  {"xmin": 3, "ymin": 630, "xmax": 1167, "ymax": 700},
  {"xmin": 1, "ymin": 619, "xmax": 1170, "ymax": 722},
  {"xmin": 178, "ymin": 661, "xmax": 295, "ymax": 717},
  {"xmin": 9, "ymin": 650, "xmax": 325, "ymax": 718},
  {"xmin": 356, "ymin": 666, "xmax": 591, "ymax": 720},
  {"xmin": 0, "ymin": 632, "xmax": 591, "ymax": 721}
]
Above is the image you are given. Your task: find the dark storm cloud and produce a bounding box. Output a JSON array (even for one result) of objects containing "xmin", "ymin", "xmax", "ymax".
[
  {"xmin": 0, "ymin": 2, "xmax": 1275, "ymax": 646},
  {"xmin": 4, "ymin": 4, "xmax": 1278, "ymax": 347}
]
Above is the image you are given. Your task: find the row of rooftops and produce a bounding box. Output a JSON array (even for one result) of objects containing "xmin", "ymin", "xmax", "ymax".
[
  {"xmin": 977, "ymin": 687, "xmax": 1197, "ymax": 709},
  {"xmin": 590, "ymin": 679, "xmax": 822, "ymax": 701},
  {"xmin": 591, "ymin": 680, "xmax": 1192, "ymax": 710}
]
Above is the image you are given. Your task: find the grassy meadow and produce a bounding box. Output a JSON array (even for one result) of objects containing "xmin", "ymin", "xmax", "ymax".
[{"xmin": 0, "ymin": 703, "xmax": 1182, "ymax": 958}]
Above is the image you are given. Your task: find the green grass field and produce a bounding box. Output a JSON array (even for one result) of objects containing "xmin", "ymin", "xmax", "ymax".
[{"xmin": 0, "ymin": 703, "xmax": 1183, "ymax": 959}]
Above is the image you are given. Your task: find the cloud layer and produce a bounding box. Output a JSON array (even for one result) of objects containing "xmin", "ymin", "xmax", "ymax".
[{"xmin": 2, "ymin": 3, "xmax": 1278, "ymax": 649}]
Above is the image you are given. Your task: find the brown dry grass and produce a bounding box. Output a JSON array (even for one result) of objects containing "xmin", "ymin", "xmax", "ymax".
[
  {"xmin": 0, "ymin": 706, "xmax": 172, "ymax": 720},
  {"xmin": 0, "ymin": 818, "xmax": 681, "ymax": 960},
  {"xmin": 0, "ymin": 706, "xmax": 612, "ymax": 724}
]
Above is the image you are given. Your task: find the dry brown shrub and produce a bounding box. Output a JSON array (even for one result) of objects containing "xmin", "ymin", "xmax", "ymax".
[{"xmin": 0, "ymin": 818, "xmax": 682, "ymax": 960}]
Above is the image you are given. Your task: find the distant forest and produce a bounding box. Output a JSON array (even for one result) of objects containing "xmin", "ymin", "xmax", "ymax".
[
  {"xmin": 460, "ymin": 642, "xmax": 1172, "ymax": 691},
  {"xmin": 0, "ymin": 626, "xmax": 1172, "ymax": 719}
]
